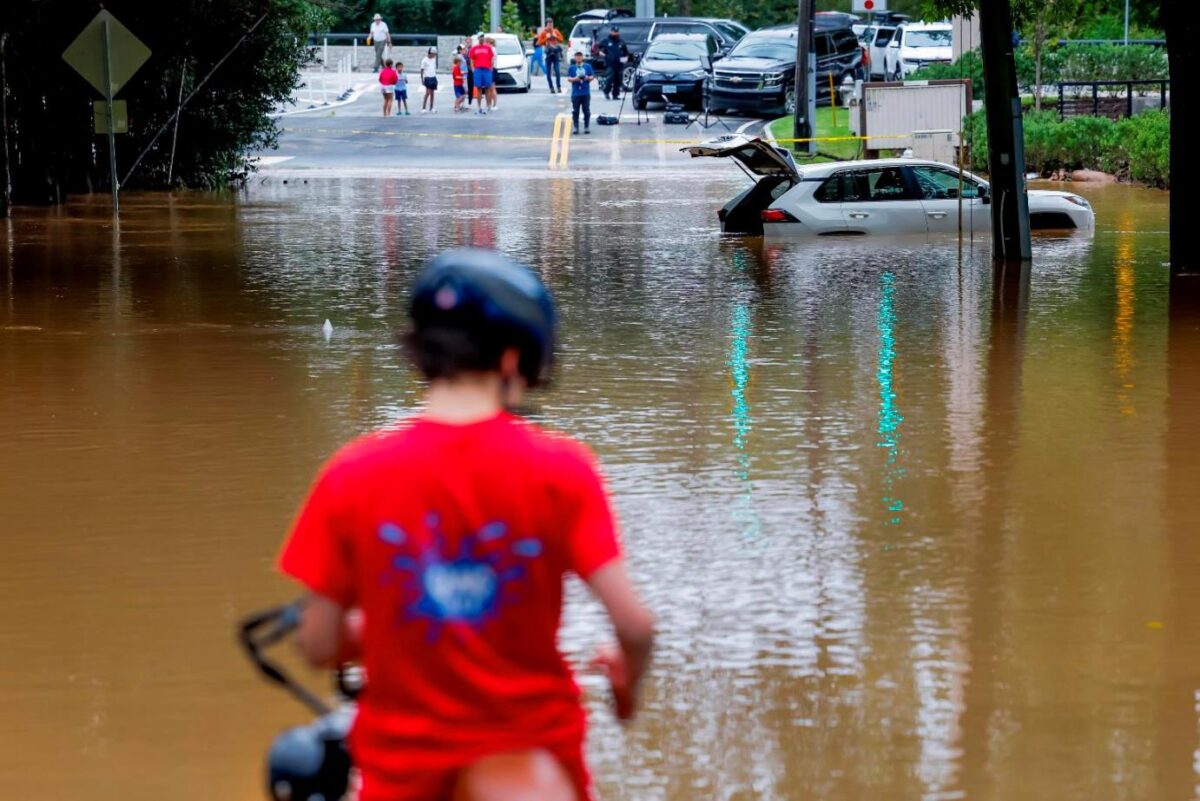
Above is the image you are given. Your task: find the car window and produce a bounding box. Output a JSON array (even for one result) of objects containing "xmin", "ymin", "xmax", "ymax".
[
  {"xmin": 652, "ymin": 22, "xmax": 689, "ymax": 37},
  {"xmin": 728, "ymin": 37, "xmax": 794, "ymax": 60},
  {"xmin": 596, "ymin": 22, "xmax": 651, "ymax": 41},
  {"xmin": 569, "ymin": 22, "xmax": 586, "ymax": 39},
  {"xmin": 873, "ymin": 27, "xmax": 896, "ymax": 46},
  {"xmin": 815, "ymin": 172, "xmax": 869, "ymax": 202},
  {"xmin": 815, "ymin": 176, "xmax": 841, "ymax": 203},
  {"xmin": 645, "ymin": 39, "xmax": 706, "ymax": 60},
  {"xmin": 904, "ymin": 29, "xmax": 952, "ymax": 47},
  {"xmin": 493, "ymin": 38, "xmax": 522, "ymax": 55},
  {"xmin": 911, "ymin": 166, "xmax": 981, "ymax": 199},
  {"xmin": 834, "ymin": 31, "xmax": 859, "ymax": 53},
  {"xmin": 863, "ymin": 167, "xmax": 916, "ymax": 201},
  {"xmin": 715, "ymin": 22, "xmax": 747, "ymax": 41},
  {"xmin": 816, "ymin": 34, "xmax": 831, "ymax": 57}
]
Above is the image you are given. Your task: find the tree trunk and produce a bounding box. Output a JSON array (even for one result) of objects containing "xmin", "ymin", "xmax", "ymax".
[
  {"xmin": 1033, "ymin": 42, "xmax": 1042, "ymax": 109},
  {"xmin": 1033, "ymin": 20, "xmax": 1044, "ymax": 111},
  {"xmin": 1163, "ymin": 0, "xmax": 1194, "ymax": 277}
]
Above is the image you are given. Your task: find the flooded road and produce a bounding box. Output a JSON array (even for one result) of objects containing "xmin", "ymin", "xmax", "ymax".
[{"xmin": 2, "ymin": 174, "xmax": 1198, "ymax": 801}]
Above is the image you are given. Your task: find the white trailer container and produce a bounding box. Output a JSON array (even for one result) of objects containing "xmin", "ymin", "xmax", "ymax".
[{"xmin": 856, "ymin": 79, "xmax": 972, "ymax": 157}]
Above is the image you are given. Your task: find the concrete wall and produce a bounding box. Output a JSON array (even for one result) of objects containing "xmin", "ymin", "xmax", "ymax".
[{"xmin": 308, "ymin": 36, "xmax": 513, "ymax": 73}]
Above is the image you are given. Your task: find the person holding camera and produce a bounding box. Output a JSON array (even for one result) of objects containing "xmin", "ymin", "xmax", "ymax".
[{"xmin": 567, "ymin": 50, "xmax": 594, "ymax": 135}]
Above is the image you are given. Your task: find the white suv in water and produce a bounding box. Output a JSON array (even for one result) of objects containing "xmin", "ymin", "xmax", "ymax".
[
  {"xmin": 683, "ymin": 136, "xmax": 1095, "ymax": 238},
  {"xmin": 883, "ymin": 22, "xmax": 953, "ymax": 81}
]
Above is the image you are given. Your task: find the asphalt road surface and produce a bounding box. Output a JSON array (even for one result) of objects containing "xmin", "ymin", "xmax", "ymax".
[{"xmin": 256, "ymin": 72, "xmax": 768, "ymax": 173}]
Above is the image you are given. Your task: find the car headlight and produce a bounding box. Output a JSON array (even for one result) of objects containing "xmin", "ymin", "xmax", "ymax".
[
  {"xmin": 763, "ymin": 72, "xmax": 785, "ymax": 85},
  {"xmin": 678, "ymin": 69, "xmax": 705, "ymax": 80},
  {"xmin": 1063, "ymin": 195, "xmax": 1091, "ymax": 208}
]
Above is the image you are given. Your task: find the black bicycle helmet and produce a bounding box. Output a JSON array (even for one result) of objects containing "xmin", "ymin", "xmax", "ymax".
[{"xmin": 409, "ymin": 249, "xmax": 556, "ymax": 386}]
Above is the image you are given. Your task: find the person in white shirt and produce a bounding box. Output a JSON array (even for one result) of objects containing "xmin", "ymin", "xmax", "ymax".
[
  {"xmin": 419, "ymin": 48, "xmax": 439, "ymax": 113},
  {"xmin": 368, "ymin": 14, "xmax": 391, "ymax": 71}
]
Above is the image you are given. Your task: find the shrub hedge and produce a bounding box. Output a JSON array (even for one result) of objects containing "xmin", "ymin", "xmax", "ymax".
[
  {"xmin": 908, "ymin": 44, "xmax": 1168, "ymax": 101},
  {"xmin": 961, "ymin": 108, "xmax": 1170, "ymax": 188}
]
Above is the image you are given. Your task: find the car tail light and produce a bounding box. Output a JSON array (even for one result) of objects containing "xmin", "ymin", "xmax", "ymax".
[{"xmin": 761, "ymin": 209, "xmax": 793, "ymax": 223}]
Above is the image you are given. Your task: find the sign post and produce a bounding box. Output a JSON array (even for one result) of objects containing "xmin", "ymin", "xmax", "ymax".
[
  {"xmin": 62, "ymin": 11, "xmax": 150, "ymax": 216},
  {"xmin": 852, "ymin": 0, "xmax": 887, "ymax": 14},
  {"xmin": 100, "ymin": 18, "xmax": 119, "ymax": 214}
]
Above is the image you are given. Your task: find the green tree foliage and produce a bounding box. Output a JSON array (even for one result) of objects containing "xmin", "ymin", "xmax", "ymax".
[
  {"xmin": 481, "ymin": 0, "xmax": 526, "ymax": 33},
  {"xmin": 0, "ymin": 0, "xmax": 327, "ymax": 204}
]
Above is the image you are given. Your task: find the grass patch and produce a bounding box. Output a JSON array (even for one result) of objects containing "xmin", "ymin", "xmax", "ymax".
[{"xmin": 767, "ymin": 106, "xmax": 862, "ymax": 162}]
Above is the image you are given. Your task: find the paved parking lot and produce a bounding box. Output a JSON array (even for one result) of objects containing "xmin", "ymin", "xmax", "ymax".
[{"xmin": 256, "ymin": 74, "xmax": 766, "ymax": 173}]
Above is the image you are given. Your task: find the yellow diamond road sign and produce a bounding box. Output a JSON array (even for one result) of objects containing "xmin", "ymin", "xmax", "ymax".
[{"xmin": 62, "ymin": 10, "xmax": 151, "ymax": 99}]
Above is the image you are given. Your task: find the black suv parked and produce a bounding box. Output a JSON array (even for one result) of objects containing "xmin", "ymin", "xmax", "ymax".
[
  {"xmin": 572, "ymin": 16, "xmax": 749, "ymax": 92},
  {"xmin": 709, "ymin": 24, "xmax": 863, "ymax": 117}
]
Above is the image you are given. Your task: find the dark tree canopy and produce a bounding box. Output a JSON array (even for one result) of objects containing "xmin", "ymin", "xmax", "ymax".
[{"xmin": 0, "ymin": 0, "xmax": 327, "ymax": 208}]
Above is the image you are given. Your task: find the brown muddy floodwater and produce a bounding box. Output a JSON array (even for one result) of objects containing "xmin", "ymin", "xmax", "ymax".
[{"xmin": 2, "ymin": 173, "xmax": 1199, "ymax": 801}]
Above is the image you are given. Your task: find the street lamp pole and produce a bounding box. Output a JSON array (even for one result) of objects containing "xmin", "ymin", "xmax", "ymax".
[{"xmin": 1123, "ymin": 0, "xmax": 1129, "ymax": 44}]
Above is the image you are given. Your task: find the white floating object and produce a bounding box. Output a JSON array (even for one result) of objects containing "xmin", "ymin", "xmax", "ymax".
[{"xmin": 322, "ymin": 319, "xmax": 333, "ymax": 341}]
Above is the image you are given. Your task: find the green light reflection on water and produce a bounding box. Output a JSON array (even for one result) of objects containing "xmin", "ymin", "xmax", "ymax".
[
  {"xmin": 877, "ymin": 271, "xmax": 905, "ymax": 527},
  {"xmin": 728, "ymin": 249, "xmax": 761, "ymax": 540}
]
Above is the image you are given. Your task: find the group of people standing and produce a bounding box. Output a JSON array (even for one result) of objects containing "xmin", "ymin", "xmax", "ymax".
[{"xmin": 368, "ymin": 12, "xmax": 631, "ymax": 126}]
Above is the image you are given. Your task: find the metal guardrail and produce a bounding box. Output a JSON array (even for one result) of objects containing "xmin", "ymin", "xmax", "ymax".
[
  {"xmin": 294, "ymin": 54, "xmax": 354, "ymax": 107},
  {"xmin": 1056, "ymin": 79, "xmax": 1169, "ymax": 120},
  {"xmin": 307, "ymin": 33, "xmax": 438, "ymax": 46},
  {"xmin": 1054, "ymin": 38, "xmax": 1166, "ymax": 46}
]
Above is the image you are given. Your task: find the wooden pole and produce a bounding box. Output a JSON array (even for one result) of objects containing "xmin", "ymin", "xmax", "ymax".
[{"xmin": 978, "ymin": 0, "xmax": 1030, "ymax": 261}]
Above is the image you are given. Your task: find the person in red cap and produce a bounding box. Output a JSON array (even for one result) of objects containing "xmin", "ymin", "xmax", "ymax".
[{"xmin": 279, "ymin": 248, "xmax": 655, "ymax": 801}]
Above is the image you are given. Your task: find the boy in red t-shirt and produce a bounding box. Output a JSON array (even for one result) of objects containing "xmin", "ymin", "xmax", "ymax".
[
  {"xmin": 452, "ymin": 55, "xmax": 467, "ymax": 112},
  {"xmin": 279, "ymin": 248, "xmax": 655, "ymax": 801}
]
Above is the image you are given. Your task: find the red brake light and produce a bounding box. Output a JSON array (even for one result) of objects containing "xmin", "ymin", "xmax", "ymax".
[{"xmin": 761, "ymin": 209, "xmax": 788, "ymax": 223}]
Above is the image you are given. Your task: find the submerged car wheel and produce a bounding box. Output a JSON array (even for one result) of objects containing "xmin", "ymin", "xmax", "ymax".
[{"xmin": 784, "ymin": 88, "xmax": 796, "ymax": 115}]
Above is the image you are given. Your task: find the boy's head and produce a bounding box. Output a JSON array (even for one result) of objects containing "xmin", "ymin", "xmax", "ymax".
[
  {"xmin": 407, "ymin": 249, "xmax": 556, "ymax": 390},
  {"xmin": 573, "ymin": 50, "xmax": 584, "ymax": 62},
  {"xmin": 396, "ymin": 61, "xmax": 404, "ymax": 70},
  {"xmin": 384, "ymin": 58, "xmax": 394, "ymax": 68}
]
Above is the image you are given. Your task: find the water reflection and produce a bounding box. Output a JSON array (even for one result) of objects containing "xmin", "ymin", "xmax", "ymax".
[
  {"xmin": 875, "ymin": 271, "xmax": 904, "ymax": 527},
  {"xmin": 0, "ymin": 180, "xmax": 1195, "ymax": 801}
]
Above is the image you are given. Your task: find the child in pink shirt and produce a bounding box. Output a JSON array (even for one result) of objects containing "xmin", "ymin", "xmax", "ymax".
[{"xmin": 379, "ymin": 59, "xmax": 398, "ymax": 117}]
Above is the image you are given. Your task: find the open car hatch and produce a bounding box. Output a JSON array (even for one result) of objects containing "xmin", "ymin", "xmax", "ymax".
[{"xmin": 681, "ymin": 135, "xmax": 800, "ymax": 181}]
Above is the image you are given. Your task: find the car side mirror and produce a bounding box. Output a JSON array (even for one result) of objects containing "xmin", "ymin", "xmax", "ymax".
[{"xmin": 888, "ymin": 39, "xmax": 900, "ymax": 47}]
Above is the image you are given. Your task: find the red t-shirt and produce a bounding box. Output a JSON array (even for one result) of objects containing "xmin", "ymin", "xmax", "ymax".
[
  {"xmin": 279, "ymin": 413, "xmax": 621, "ymax": 796},
  {"xmin": 468, "ymin": 43, "xmax": 494, "ymax": 69},
  {"xmin": 379, "ymin": 67, "xmax": 398, "ymax": 86},
  {"xmin": 452, "ymin": 63, "xmax": 464, "ymax": 85}
]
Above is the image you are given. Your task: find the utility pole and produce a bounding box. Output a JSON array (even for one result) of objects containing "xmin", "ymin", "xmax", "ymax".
[
  {"xmin": 490, "ymin": 0, "xmax": 501, "ymax": 32},
  {"xmin": 978, "ymin": 0, "xmax": 1031, "ymax": 261},
  {"xmin": 791, "ymin": 0, "xmax": 816, "ymax": 156}
]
